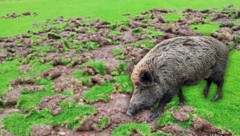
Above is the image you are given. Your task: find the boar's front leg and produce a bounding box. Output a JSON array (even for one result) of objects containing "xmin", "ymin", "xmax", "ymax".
[
  {"xmin": 203, "ymin": 79, "xmax": 213, "ymax": 98},
  {"xmin": 178, "ymin": 88, "xmax": 186, "ymax": 106},
  {"xmin": 149, "ymin": 92, "xmax": 173, "ymax": 121}
]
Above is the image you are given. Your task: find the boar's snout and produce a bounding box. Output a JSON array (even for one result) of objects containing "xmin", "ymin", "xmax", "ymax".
[
  {"xmin": 126, "ymin": 103, "xmax": 140, "ymax": 116},
  {"xmin": 126, "ymin": 110, "xmax": 133, "ymax": 116}
]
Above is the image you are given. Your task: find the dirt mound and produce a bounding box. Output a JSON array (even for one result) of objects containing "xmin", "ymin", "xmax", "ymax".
[
  {"xmin": 191, "ymin": 116, "xmax": 232, "ymax": 135},
  {"xmin": 77, "ymin": 93, "xmax": 153, "ymax": 135},
  {"xmin": 89, "ymin": 74, "xmax": 113, "ymax": 86},
  {"xmin": 161, "ymin": 124, "xmax": 182, "ymax": 135},
  {"xmin": 91, "ymin": 45, "xmax": 123, "ymax": 68},
  {"xmin": 1, "ymin": 11, "xmax": 37, "ymax": 19},
  {"xmin": 3, "ymin": 78, "xmax": 45, "ymax": 106},
  {"xmin": 173, "ymin": 110, "xmax": 189, "ymax": 122},
  {"xmin": 38, "ymin": 94, "xmax": 74, "ymax": 115}
]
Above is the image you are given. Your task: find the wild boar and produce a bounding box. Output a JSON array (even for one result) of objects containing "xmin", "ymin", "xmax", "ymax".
[{"xmin": 126, "ymin": 36, "xmax": 228, "ymax": 120}]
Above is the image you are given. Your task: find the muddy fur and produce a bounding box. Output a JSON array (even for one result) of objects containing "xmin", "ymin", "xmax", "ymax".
[{"xmin": 127, "ymin": 36, "xmax": 228, "ymax": 119}]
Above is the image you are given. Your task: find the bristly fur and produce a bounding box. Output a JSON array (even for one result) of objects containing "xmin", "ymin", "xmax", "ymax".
[
  {"xmin": 131, "ymin": 36, "xmax": 228, "ymax": 92},
  {"xmin": 128, "ymin": 36, "xmax": 228, "ymax": 117}
]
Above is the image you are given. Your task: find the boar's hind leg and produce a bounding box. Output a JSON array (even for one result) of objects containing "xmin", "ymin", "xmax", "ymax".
[
  {"xmin": 178, "ymin": 88, "xmax": 186, "ymax": 106},
  {"xmin": 149, "ymin": 92, "xmax": 173, "ymax": 121},
  {"xmin": 203, "ymin": 79, "xmax": 213, "ymax": 98},
  {"xmin": 212, "ymin": 76, "xmax": 224, "ymax": 101}
]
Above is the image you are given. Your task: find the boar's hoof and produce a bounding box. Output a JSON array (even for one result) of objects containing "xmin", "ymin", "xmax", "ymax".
[
  {"xmin": 212, "ymin": 94, "xmax": 222, "ymax": 102},
  {"xmin": 149, "ymin": 110, "xmax": 162, "ymax": 121},
  {"xmin": 178, "ymin": 101, "xmax": 186, "ymax": 106}
]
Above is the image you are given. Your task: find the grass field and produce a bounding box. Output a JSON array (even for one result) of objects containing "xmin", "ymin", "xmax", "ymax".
[
  {"xmin": 0, "ymin": 0, "xmax": 240, "ymax": 36},
  {"xmin": 0, "ymin": 0, "xmax": 240, "ymax": 135}
]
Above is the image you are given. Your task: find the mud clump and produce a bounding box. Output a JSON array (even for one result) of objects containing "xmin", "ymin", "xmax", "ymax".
[
  {"xmin": 3, "ymin": 78, "xmax": 45, "ymax": 106},
  {"xmin": 212, "ymin": 27, "xmax": 234, "ymax": 43},
  {"xmin": 1, "ymin": 11, "xmax": 36, "ymax": 19},
  {"xmin": 173, "ymin": 111, "xmax": 189, "ymax": 122},
  {"xmin": 161, "ymin": 124, "xmax": 183, "ymax": 135},
  {"xmin": 89, "ymin": 74, "xmax": 113, "ymax": 86},
  {"xmin": 54, "ymin": 76, "xmax": 77, "ymax": 92},
  {"xmin": 77, "ymin": 93, "xmax": 153, "ymax": 134},
  {"xmin": 42, "ymin": 68, "xmax": 62, "ymax": 80},
  {"xmin": 91, "ymin": 45, "xmax": 123, "ymax": 68},
  {"xmin": 181, "ymin": 105, "xmax": 195, "ymax": 113},
  {"xmin": 10, "ymin": 77, "xmax": 36, "ymax": 86},
  {"xmin": 39, "ymin": 94, "xmax": 73, "ymax": 115},
  {"xmin": 192, "ymin": 116, "xmax": 221, "ymax": 134},
  {"xmin": 236, "ymin": 44, "xmax": 240, "ymax": 50},
  {"xmin": 19, "ymin": 64, "xmax": 33, "ymax": 74},
  {"xmin": 0, "ymin": 129, "xmax": 14, "ymax": 136},
  {"xmin": 3, "ymin": 85, "xmax": 45, "ymax": 106},
  {"xmin": 47, "ymin": 33, "xmax": 61, "ymax": 40},
  {"xmin": 31, "ymin": 125, "xmax": 53, "ymax": 136},
  {"xmin": 83, "ymin": 66, "xmax": 97, "ymax": 76}
]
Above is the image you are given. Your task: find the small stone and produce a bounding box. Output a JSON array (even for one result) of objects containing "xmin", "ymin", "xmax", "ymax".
[{"xmin": 58, "ymin": 131, "xmax": 66, "ymax": 136}]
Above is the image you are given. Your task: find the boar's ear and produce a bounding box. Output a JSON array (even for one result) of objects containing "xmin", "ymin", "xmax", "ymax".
[{"xmin": 139, "ymin": 70, "xmax": 154, "ymax": 86}]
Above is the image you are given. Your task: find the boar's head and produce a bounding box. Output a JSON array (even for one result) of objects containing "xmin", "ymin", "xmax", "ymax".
[{"xmin": 126, "ymin": 67, "xmax": 163, "ymax": 116}]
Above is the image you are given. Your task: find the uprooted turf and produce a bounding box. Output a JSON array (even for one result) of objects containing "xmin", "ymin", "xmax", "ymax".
[{"xmin": 1, "ymin": 0, "xmax": 240, "ymax": 36}]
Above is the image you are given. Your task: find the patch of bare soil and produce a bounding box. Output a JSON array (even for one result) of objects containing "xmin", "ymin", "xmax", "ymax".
[
  {"xmin": 1, "ymin": 5, "xmax": 239, "ymax": 64},
  {"xmin": 38, "ymin": 94, "xmax": 74, "ymax": 115},
  {"xmin": 0, "ymin": 129, "xmax": 14, "ymax": 136},
  {"xmin": 27, "ymin": 93, "xmax": 233, "ymax": 136},
  {"xmin": 161, "ymin": 124, "xmax": 183, "ymax": 135},
  {"xmin": 89, "ymin": 74, "xmax": 113, "ymax": 86},
  {"xmin": 19, "ymin": 64, "xmax": 33, "ymax": 74},
  {"xmin": 173, "ymin": 110, "xmax": 189, "ymax": 122},
  {"xmin": 0, "ymin": 108, "xmax": 20, "ymax": 123},
  {"xmin": 91, "ymin": 45, "xmax": 123, "ymax": 68},
  {"xmin": 3, "ymin": 78, "xmax": 45, "ymax": 106},
  {"xmin": 39, "ymin": 65, "xmax": 81, "ymax": 92},
  {"xmin": 77, "ymin": 93, "xmax": 153, "ymax": 135},
  {"xmin": 1, "ymin": 11, "xmax": 37, "ymax": 19}
]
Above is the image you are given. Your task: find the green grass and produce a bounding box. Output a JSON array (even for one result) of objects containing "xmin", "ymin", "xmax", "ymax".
[
  {"xmin": 132, "ymin": 39, "xmax": 154, "ymax": 49},
  {"xmin": 72, "ymin": 70, "xmax": 91, "ymax": 85},
  {"xmin": 85, "ymin": 61, "xmax": 107, "ymax": 75},
  {"xmin": 156, "ymin": 111, "xmax": 175, "ymax": 126},
  {"xmin": 31, "ymin": 45, "xmax": 57, "ymax": 54},
  {"xmin": 163, "ymin": 13, "xmax": 182, "ymax": 22},
  {"xmin": 156, "ymin": 110, "xmax": 194, "ymax": 129},
  {"xmin": 161, "ymin": 50, "xmax": 240, "ymax": 134},
  {"xmin": 0, "ymin": 60, "xmax": 19, "ymax": 97},
  {"xmin": 84, "ymin": 42, "xmax": 100, "ymax": 50},
  {"xmin": 190, "ymin": 23, "xmax": 220, "ymax": 35},
  {"xmin": 112, "ymin": 49, "xmax": 126, "ymax": 60},
  {"xmin": 3, "ymin": 101, "xmax": 95, "ymax": 136},
  {"xmin": 0, "ymin": 59, "xmax": 52, "ymax": 104},
  {"xmin": 1, "ymin": 0, "xmax": 240, "ymax": 37},
  {"xmin": 98, "ymin": 117, "xmax": 110, "ymax": 129},
  {"xmin": 111, "ymin": 123, "xmax": 152, "ymax": 136},
  {"xmin": 146, "ymin": 27, "xmax": 163, "ymax": 39},
  {"xmin": 82, "ymin": 82, "xmax": 114, "ymax": 103},
  {"xmin": 114, "ymin": 74, "xmax": 134, "ymax": 92},
  {"xmin": 17, "ymin": 78, "xmax": 55, "ymax": 112}
]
